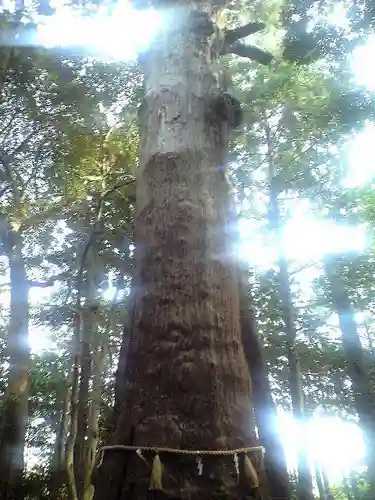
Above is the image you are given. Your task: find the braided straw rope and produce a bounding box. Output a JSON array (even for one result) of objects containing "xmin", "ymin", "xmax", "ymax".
[
  {"xmin": 100, "ymin": 445, "xmax": 264, "ymax": 456},
  {"xmin": 97, "ymin": 445, "xmax": 265, "ymax": 468}
]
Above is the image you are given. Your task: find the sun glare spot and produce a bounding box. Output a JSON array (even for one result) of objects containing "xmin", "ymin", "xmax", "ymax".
[
  {"xmin": 351, "ymin": 34, "xmax": 375, "ymax": 92},
  {"xmin": 278, "ymin": 412, "xmax": 365, "ymax": 482},
  {"xmin": 282, "ymin": 216, "xmax": 367, "ymax": 260},
  {"xmin": 344, "ymin": 122, "xmax": 375, "ymax": 188},
  {"xmin": 36, "ymin": 3, "xmax": 163, "ymax": 61},
  {"xmin": 239, "ymin": 207, "xmax": 366, "ymax": 270},
  {"xmin": 29, "ymin": 325, "xmax": 53, "ymax": 353}
]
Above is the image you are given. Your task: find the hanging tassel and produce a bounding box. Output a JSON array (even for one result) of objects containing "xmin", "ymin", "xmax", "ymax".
[
  {"xmin": 196, "ymin": 456, "xmax": 203, "ymax": 476},
  {"xmin": 233, "ymin": 452, "xmax": 240, "ymax": 482},
  {"xmin": 257, "ymin": 449, "xmax": 265, "ymax": 473},
  {"xmin": 149, "ymin": 454, "xmax": 163, "ymax": 490},
  {"xmin": 243, "ymin": 454, "xmax": 259, "ymax": 489}
]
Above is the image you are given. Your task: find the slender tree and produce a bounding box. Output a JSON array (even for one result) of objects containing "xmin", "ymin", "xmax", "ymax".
[
  {"xmin": 0, "ymin": 218, "xmax": 30, "ymax": 499},
  {"xmin": 324, "ymin": 256, "xmax": 375, "ymax": 498},
  {"xmin": 239, "ymin": 270, "xmax": 291, "ymax": 500},
  {"xmin": 265, "ymin": 119, "xmax": 313, "ymax": 500}
]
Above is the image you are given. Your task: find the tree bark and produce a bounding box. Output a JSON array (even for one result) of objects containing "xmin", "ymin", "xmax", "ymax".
[
  {"xmin": 93, "ymin": 7, "xmax": 255, "ymax": 500},
  {"xmin": 239, "ymin": 275, "xmax": 291, "ymax": 500},
  {"xmin": 113, "ymin": 295, "xmax": 134, "ymax": 419},
  {"xmin": 0, "ymin": 227, "xmax": 30, "ymax": 500},
  {"xmin": 324, "ymin": 257, "xmax": 375, "ymax": 498}
]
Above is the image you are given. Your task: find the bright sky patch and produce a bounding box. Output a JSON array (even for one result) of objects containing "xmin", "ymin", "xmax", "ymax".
[{"xmin": 36, "ymin": 3, "xmax": 162, "ymax": 60}]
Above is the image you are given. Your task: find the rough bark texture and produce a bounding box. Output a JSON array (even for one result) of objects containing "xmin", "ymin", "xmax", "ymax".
[
  {"xmin": 0, "ymin": 228, "xmax": 30, "ymax": 500},
  {"xmin": 239, "ymin": 276, "xmax": 290, "ymax": 500},
  {"xmin": 267, "ymin": 169, "xmax": 313, "ymax": 500},
  {"xmin": 113, "ymin": 296, "xmax": 134, "ymax": 418},
  {"xmin": 93, "ymin": 8, "xmax": 255, "ymax": 500},
  {"xmin": 324, "ymin": 257, "xmax": 375, "ymax": 498}
]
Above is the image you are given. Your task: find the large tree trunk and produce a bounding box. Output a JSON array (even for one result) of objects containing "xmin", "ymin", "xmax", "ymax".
[
  {"xmin": 324, "ymin": 257, "xmax": 375, "ymax": 498},
  {"xmin": 239, "ymin": 274, "xmax": 291, "ymax": 500},
  {"xmin": 0, "ymin": 227, "xmax": 30, "ymax": 500},
  {"xmin": 93, "ymin": 7, "xmax": 256, "ymax": 500},
  {"xmin": 266, "ymin": 154, "xmax": 313, "ymax": 500}
]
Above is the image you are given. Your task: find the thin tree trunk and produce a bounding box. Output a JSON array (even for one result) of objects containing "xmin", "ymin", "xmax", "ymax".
[
  {"xmin": 74, "ymin": 317, "xmax": 93, "ymax": 499},
  {"xmin": 348, "ymin": 470, "xmax": 360, "ymax": 500},
  {"xmin": 0, "ymin": 228, "xmax": 30, "ymax": 500},
  {"xmin": 83, "ymin": 343, "xmax": 107, "ymax": 500},
  {"xmin": 66, "ymin": 302, "xmax": 82, "ymax": 500},
  {"xmin": 362, "ymin": 321, "xmax": 374, "ymax": 357},
  {"xmin": 321, "ymin": 466, "xmax": 331, "ymax": 499},
  {"xmin": 93, "ymin": 8, "xmax": 256, "ymax": 500},
  {"xmin": 239, "ymin": 274, "xmax": 291, "ymax": 500},
  {"xmin": 314, "ymin": 461, "xmax": 325, "ymax": 500},
  {"xmin": 0, "ymin": 48, "xmax": 11, "ymax": 95},
  {"xmin": 265, "ymin": 121, "xmax": 313, "ymax": 500},
  {"xmin": 343, "ymin": 475, "xmax": 353, "ymax": 500},
  {"xmin": 50, "ymin": 374, "xmax": 71, "ymax": 499},
  {"xmin": 277, "ymin": 251, "xmax": 312, "ymax": 500},
  {"xmin": 324, "ymin": 257, "xmax": 375, "ymax": 499},
  {"xmin": 53, "ymin": 377, "xmax": 71, "ymax": 472}
]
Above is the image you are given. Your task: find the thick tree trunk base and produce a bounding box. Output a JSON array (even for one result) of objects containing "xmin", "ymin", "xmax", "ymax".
[
  {"xmin": 93, "ymin": 452, "xmax": 261, "ymax": 500},
  {"xmin": 120, "ymin": 492, "xmax": 259, "ymax": 499}
]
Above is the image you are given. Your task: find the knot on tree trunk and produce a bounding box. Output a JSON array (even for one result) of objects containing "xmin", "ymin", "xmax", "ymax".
[
  {"xmin": 186, "ymin": 11, "xmax": 215, "ymax": 37},
  {"xmin": 207, "ymin": 91, "xmax": 243, "ymax": 130}
]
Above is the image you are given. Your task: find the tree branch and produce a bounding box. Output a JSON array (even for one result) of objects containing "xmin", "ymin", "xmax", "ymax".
[
  {"xmin": 228, "ymin": 42, "xmax": 274, "ymax": 65},
  {"xmin": 20, "ymin": 197, "xmax": 79, "ymax": 229},
  {"xmin": 102, "ymin": 178, "xmax": 135, "ymax": 199},
  {"xmin": 224, "ymin": 22, "xmax": 266, "ymax": 46},
  {"xmin": 28, "ymin": 271, "xmax": 71, "ymax": 287},
  {"xmin": 0, "ymin": 271, "xmax": 71, "ymax": 289}
]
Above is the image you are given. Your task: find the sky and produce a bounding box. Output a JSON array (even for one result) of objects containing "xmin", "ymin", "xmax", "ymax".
[{"xmin": 1, "ymin": 0, "xmax": 375, "ymax": 487}]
